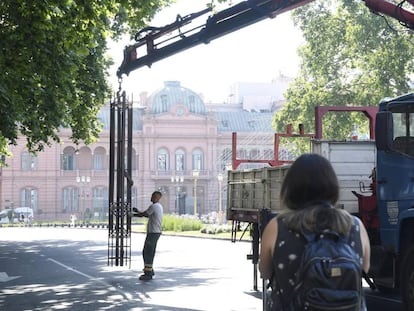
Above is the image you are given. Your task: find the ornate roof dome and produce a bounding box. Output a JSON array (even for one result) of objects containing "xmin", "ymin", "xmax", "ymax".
[{"xmin": 148, "ymin": 81, "xmax": 206, "ymax": 115}]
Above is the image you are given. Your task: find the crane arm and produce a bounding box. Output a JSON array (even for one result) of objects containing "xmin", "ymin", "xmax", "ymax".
[
  {"xmin": 117, "ymin": 0, "xmax": 313, "ymax": 77},
  {"xmin": 117, "ymin": 0, "xmax": 414, "ymax": 78},
  {"xmin": 364, "ymin": 0, "xmax": 414, "ymax": 29}
]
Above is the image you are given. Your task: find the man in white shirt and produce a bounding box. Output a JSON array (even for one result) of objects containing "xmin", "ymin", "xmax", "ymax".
[{"xmin": 135, "ymin": 191, "xmax": 163, "ymax": 281}]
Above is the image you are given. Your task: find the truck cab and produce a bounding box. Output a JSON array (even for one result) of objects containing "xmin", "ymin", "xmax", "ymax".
[{"xmin": 375, "ymin": 93, "xmax": 414, "ymax": 309}]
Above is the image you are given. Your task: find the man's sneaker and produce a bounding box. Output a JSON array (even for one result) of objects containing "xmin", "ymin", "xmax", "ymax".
[{"xmin": 139, "ymin": 273, "xmax": 153, "ymax": 281}]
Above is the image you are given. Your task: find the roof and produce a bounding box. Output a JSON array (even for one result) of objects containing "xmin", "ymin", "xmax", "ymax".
[
  {"xmin": 147, "ymin": 81, "xmax": 206, "ymax": 115},
  {"xmin": 215, "ymin": 111, "xmax": 274, "ymax": 132},
  {"xmin": 97, "ymin": 106, "xmax": 143, "ymax": 130}
]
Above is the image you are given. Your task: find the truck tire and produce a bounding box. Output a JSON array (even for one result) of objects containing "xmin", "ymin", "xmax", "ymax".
[{"xmin": 401, "ymin": 246, "xmax": 414, "ymax": 311}]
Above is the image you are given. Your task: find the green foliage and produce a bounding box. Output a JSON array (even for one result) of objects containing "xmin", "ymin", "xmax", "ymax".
[
  {"xmin": 274, "ymin": 0, "xmax": 414, "ymax": 143},
  {"xmin": 0, "ymin": 0, "xmax": 175, "ymax": 154},
  {"xmin": 162, "ymin": 214, "xmax": 203, "ymax": 232}
]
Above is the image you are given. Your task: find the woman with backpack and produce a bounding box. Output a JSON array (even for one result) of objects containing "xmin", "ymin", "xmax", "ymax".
[{"xmin": 259, "ymin": 153, "xmax": 370, "ymax": 311}]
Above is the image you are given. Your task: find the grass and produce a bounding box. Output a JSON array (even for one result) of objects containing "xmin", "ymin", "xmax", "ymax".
[{"xmin": 132, "ymin": 214, "xmax": 252, "ymax": 241}]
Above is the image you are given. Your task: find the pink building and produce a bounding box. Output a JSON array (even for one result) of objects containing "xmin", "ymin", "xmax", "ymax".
[{"xmin": 0, "ymin": 81, "xmax": 278, "ymax": 222}]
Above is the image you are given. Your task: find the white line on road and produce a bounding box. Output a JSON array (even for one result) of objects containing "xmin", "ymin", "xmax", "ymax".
[{"xmin": 47, "ymin": 258, "xmax": 133, "ymax": 301}]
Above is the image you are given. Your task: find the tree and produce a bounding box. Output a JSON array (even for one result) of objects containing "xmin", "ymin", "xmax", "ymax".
[
  {"xmin": 273, "ymin": 0, "xmax": 414, "ymax": 151},
  {"xmin": 0, "ymin": 0, "xmax": 176, "ymax": 155}
]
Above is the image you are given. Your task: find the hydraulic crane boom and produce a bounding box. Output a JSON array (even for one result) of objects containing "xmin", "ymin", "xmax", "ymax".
[
  {"xmin": 117, "ymin": 0, "xmax": 414, "ymax": 78},
  {"xmin": 117, "ymin": 0, "xmax": 312, "ymax": 77}
]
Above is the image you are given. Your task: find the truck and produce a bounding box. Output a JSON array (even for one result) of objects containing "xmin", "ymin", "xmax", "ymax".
[{"xmin": 227, "ymin": 99, "xmax": 414, "ymax": 310}]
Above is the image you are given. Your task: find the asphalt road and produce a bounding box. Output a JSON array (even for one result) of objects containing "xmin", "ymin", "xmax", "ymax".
[
  {"xmin": 0, "ymin": 227, "xmax": 261, "ymax": 311},
  {"xmin": 0, "ymin": 227, "xmax": 404, "ymax": 311}
]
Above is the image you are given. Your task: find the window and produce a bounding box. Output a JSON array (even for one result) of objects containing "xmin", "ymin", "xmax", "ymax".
[
  {"xmin": 161, "ymin": 95, "xmax": 168, "ymax": 112},
  {"xmin": 157, "ymin": 148, "xmax": 169, "ymax": 172},
  {"xmin": 63, "ymin": 187, "xmax": 79, "ymax": 212},
  {"xmin": 93, "ymin": 147, "xmax": 106, "ymax": 170},
  {"xmin": 264, "ymin": 149, "xmax": 274, "ymax": 160},
  {"xmin": 220, "ymin": 148, "xmax": 232, "ymax": 171},
  {"xmin": 21, "ymin": 152, "xmax": 37, "ymax": 171},
  {"xmin": 249, "ymin": 149, "xmax": 260, "ymax": 160},
  {"xmin": 192, "ymin": 148, "xmax": 203, "ymax": 170},
  {"xmin": 62, "ymin": 147, "xmax": 77, "ymax": 171},
  {"xmin": 92, "ymin": 187, "xmax": 108, "ymax": 220},
  {"xmin": 175, "ymin": 149, "xmax": 185, "ymax": 171},
  {"xmin": 20, "ymin": 188, "xmax": 38, "ymax": 212},
  {"xmin": 248, "ymin": 120, "xmax": 256, "ymax": 128},
  {"xmin": 392, "ymin": 111, "xmax": 414, "ymax": 156},
  {"xmin": 62, "ymin": 154, "xmax": 75, "ymax": 170},
  {"xmin": 188, "ymin": 95, "xmax": 196, "ymax": 112},
  {"xmin": 93, "ymin": 154, "xmax": 105, "ymax": 170},
  {"xmin": 237, "ymin": 148, "xmax": 247, "ymax": 159}
]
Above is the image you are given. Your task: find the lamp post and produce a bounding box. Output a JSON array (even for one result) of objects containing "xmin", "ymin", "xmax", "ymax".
[
  {"xmin": 171, "ymin": 175, "xmax": 184, "ymax": 214},
  {"xmin": 217, "ymin": 173, "xmax": 223, "ymax": 224},
  {"xmin": 76, "ymin": 175, "xmax": 90, "ymax": 222},
  {"xmin": 192, "ymin": 170, "xmax": 199, "ymax": 217}
]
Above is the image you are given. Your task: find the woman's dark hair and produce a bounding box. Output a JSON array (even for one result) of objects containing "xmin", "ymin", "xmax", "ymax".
[{"xmin": 280, "ymin": 153, "xmax": 353, "ymax": 234}]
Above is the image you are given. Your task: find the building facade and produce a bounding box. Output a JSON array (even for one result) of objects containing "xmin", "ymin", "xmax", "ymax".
[{"xmin": 0, "ymin": 81, "xmax": 282, "ymax": 222}]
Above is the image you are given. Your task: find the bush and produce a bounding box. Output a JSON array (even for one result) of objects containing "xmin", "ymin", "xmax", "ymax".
[{"xmin": 162, "ymin": 214, "xmax": 203, "ymax": 232}]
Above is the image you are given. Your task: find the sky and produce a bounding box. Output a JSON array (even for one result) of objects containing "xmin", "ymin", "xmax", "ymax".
[{"xmin": 108, "ymin": 0, "xmax": 304, "ymax": 103}]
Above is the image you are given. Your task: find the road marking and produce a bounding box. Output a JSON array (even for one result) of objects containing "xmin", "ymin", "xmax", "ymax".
[
  {"xmin": 47, "ymin": 258, "xmax": 133, "ymax": 301},
  {"xmin": 0, "ymin": 272, "xmax": 21, "ymax": 282}
]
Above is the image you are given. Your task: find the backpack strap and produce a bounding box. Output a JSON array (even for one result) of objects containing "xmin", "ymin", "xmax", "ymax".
[
  {"xmin": 349, "ymin": 216, "xmax": 364, "ymax": 262},
  {"xmin": 301, "ymin": 230, "xmax": 342, "ymax": 243}
]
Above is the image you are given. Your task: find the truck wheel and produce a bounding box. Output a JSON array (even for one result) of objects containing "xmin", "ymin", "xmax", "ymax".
[{"xmin": 401, "ymin": 246, "xmax": 414, "ymax": 311}]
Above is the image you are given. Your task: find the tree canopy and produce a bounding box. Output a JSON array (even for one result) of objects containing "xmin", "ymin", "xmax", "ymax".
[
  {"xmin": 273, "ymin": 0, "xmax": 414, "ymax": 152},
  {"xmin": 0, "ymin": 0, "xmax": 176, "ymax": 155}
]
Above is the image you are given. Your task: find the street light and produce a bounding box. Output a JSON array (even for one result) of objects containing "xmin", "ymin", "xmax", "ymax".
[
  {"xmin": 192, "ymin": 170, "xmax": 199, "ymax": 217},
  {"xmin": 76, "ymin": 175, "xmax": 90, "ymax": 222},
  {"xmin": 171, "ymin": 175, "xmax": 184, "ymax": 214},
  {"xmin": 217, "ymin": 173, "xmax": 223, "ymax": 224}
]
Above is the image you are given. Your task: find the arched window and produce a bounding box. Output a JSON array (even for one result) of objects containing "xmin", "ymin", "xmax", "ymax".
[
  {"xmin": 21, "ymin": 152, "xmax": 37, "ymax": 171},
  {"xmin": 62, "ymin": 187, "xmax": 79, "ymax": 212},
  {"xmin": 93, "ymin": 147, "xmax": 106, "ymax": 170},
  {"xmin": 192, "ymin": 148, "xmax": 203, "ymax": 170},
  {"xmin": 175, "ymin": 148, "xmax": 185, "ymax": 171},
  {"xmin": 92, "ymin": 186, "xmax": 108, "ymax": 220},
  {"xmin": 93, "ymin": 147, "xmax": 107, "ymax": 171},
  {"xmin": 20, "ymin": 188, "xmax": 38, "ymax": 212},
  {"xmin": 62, "ymin": 146, "xmax": 76, "ymax": 170},
  {"xmin": 157, "ymin": 148, "xmax": 169, "ymax": 172}
]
